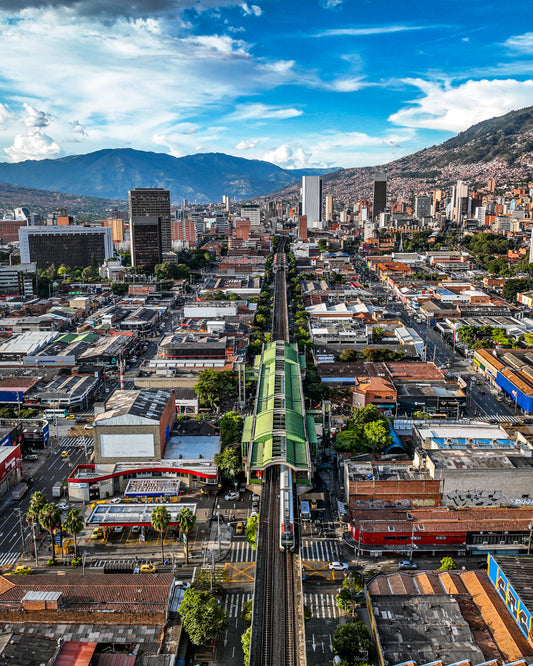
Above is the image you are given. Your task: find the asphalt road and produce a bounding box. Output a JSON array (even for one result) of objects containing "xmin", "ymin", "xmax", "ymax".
[{"xmin": 0, "ymin": 445, "xmax": 86, "ymax": 559}]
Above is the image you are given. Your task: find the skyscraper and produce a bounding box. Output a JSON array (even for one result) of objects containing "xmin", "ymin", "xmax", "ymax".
[
  {"xmin": 130, "ymin": 216, "xmax": 162, "ymax": 271},
  {"xmin": 129, "ymin": 188, "xmax": 171, "ymax": 252},
  {"xmin": 325, "ymin": 195, "xmax": 333, "ymax": 221},
  {"xmin": 373, "ymin": 173, "xmax": 387, "ymax": 222},
  {"xmin": 301, "ymin": 176, "xmax": 322, "ymax": 228}
]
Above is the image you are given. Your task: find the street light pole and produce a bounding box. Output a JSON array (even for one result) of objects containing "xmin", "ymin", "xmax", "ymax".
[{"xmin": 14, "ymin": 509, "xmax": 25, "ymax": 555}]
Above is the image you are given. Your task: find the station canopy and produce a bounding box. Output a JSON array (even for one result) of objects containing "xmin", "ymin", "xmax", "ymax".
[
  {"xmin": 87, "ymin": 502, "xmax": 196, "ymax": 527},
  {"xmin": 124, "ymin": 478, "xmax": 181, "ymax": 497}
]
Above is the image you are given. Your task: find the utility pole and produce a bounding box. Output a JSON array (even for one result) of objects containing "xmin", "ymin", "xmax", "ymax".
[{"xmin": 14, "ymin": 508, "xmax": 25, "ymax": 555}]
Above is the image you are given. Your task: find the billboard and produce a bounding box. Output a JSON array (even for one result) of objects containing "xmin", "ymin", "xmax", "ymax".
[{"xmin": 488, "ymin": 554, "xmax": 533, "ymax": 646}]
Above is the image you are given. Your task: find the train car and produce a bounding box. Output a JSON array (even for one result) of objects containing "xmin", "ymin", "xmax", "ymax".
[{"xmin": 279, "ymin": 465, "xmax": 295, "ymax": 551}]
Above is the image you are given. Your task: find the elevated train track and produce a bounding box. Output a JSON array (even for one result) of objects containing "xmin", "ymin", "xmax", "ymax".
[{"xmin": 249, "ymin": 239, "xmax": 306, "ymax": 666}]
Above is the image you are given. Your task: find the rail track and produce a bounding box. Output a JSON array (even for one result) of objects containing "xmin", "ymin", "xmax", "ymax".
[{"xmin": 249, "ymin": 239, "xmax": 301, "ymax": 666}]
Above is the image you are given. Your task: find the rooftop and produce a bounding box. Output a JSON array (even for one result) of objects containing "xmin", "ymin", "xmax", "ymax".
[{"xmin": 95, "ymin": 389, "xmax": 173, "ymax": 424}]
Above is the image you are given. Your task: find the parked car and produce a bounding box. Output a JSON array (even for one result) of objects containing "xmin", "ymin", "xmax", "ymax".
[
  {"xmin": 113, "ymin": 526, "xmax": 124, "ymax": 534},
  {"xmin": 90, "ymin": 528, "xmax": 103, "ymax": 541},
  {"xmin": 225, "ymin": 491, "xmax": 239, "ymax": 501},
  {"xmin": 131, "ymin": 525, "xmax": 141, "ymax": 534},
  {"xmin": 24, "ymin": 454, "xmax": 38, "ymax": 461},
  {"xmin": 329, "ymin": 561, "xmax": 349, "ymax": 571},
  {"xmin": 398, "ymin": 560, "xmax": 418, "ymax": 570}
]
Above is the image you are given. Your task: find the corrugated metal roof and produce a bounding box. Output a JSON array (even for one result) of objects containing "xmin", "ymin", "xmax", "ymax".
[
  {"xmin": 22, "ymin": 590, "xmax": 61, "ymax": 601},
  {"xmin": 55, "ymin": 641, "xmax": 97, "ymax": 666}
]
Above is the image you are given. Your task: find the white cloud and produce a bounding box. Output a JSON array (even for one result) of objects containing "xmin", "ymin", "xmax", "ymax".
[
  {"xmin": 322, "ymin": 77, "xmax": 366, "ymax": 92},
  {"xmin": 0, "ymin": 7, "xmax": 299, "ymax": 160},
  {"xmin": 315, "ymin": 25, "xmax": 431, "ymax": 37},
  {"xmin": 236, "ymin": 138, "xmax": 259, "ymax": 149},
  {"xmin": 22, "ymin": 103, "xmax": 52, "ymax": 128},
  {"xmin": 228, "ymin": 103, "xmax": 303, "ymax": 121},
  {"xmin": 320, "ymin": 0, "xmax": 343, "ymax": 9},
  {"xmin": 4, "ymin": 128, "xmax": 61, "ymax": 161},
  {"xmin": 241, "ymin": 3, "xmax": 262, "ymax": 16},
  {"xmin": 389, "ymin": 78, "xmax": 533, "ymax": 132},
  {"xmin": 262, "ymin": 144, "xmax": 312, "ymax": 169},
  {"xmin": 504, "ymin": 32, "xmax": 533, "ymax": 53}
]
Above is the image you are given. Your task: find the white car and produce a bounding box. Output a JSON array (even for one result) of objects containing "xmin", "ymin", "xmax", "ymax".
[
  {"xmin": 225, "ymin": 491, "xmax": 239, "ymax": 501},
  {"xmin": 113, "ymin": 526, "xmax": 124, "ymax": 534},
  {"xmin": 329, "ymin": 561, "xmax": 349, "ymax": 571},
  {"xmin": 57, "ymin": 502, "xmax": 69, "ymax": 511}
]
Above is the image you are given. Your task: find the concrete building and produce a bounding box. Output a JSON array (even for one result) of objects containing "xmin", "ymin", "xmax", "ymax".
[
  {"xmin": 93, "ymin": 389, "xmax": 176, "ymax": 463},
  {"xmin": 19, "ymin": 226, "xmax": 113, "ymax": 269},
  {"xmin": 302, "ymin": 176, "xmax": 322, "ymax": 228},
  {"xmin": 240, "ymin": 204, "xmax": 261, "ymax": 226},
  {"xmin": 325, "ymin": 194, "xmax": 333, "ymax": 221},
  {"xmin": 0, "ymin": 263, "xmax": 36, "ymax": 297},
  {"xmin": 129, "ymin": 188, "xmax": 171, "ymax": 253},
  {"xmin": 130, "ymin": 215, "xmax": 162, "ymax": 271},
  {"xmin": 414, "ymin": 194, "xmax": 432, "ymax": 219}
]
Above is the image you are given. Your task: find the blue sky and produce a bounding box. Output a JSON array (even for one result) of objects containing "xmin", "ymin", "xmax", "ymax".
[{"xmin": 1, "ymin": 0, "xmax": 533, "ymax": 168}]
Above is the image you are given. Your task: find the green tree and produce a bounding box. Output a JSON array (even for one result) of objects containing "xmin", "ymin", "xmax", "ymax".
[
  {"xmin": 194, "ymin": 369, "xmax": 238, "ymax": 411},
  {"xmin": 339, "ymin": 349, "xmax": 359, "ymax": 362},
  {"xmin": 38, "ymin": 503, "xmax": 61, "ymax": 563},
  {"xmin": 178, "ymin": 588, "xmax": 228, "ymax": 645},
  {"xmin": 63, "ymin": 508, "xmax": 85, "ymax": 558},
  {"xmin": 241, "ymin": 626, "xmax": 251, "ymax": 666},
  {"xmin": 363, "ymin": 420, "xmax": 392, "ymax": 451},
  {"xmin": 214, "ymin": 446, "xmax": 242, "ymax": 482},
  {"xmin": 177, "ymin": 507, "xmax": 196, "ymax": 564},
  {"xmin": 439, "ymin": 556, "xmax": 457, "ymax": 571},
  {"xmin": 241, "ymin": 599, "xmax": 253, "ymax": 625},
  {"xmin": 332, "ymin": 621, "xmax": 374, "ymax": 666},
  {"xmin": 245, "ymin": 514, "xmax": 258, "ymax": 550},
  {"xmin": 151, "ymin": 505, "xmax": 170, "ymax": 563},
  {"xmin": 413, "ymin": 410, "xmax": 432, "ymax": 420},
  {"xmin": 26, "ymin": 492, "xmax": 46, "ymax": 561},
  {"xmin": 219, "ymin": 411, "xmax": 244, "ymax": 446},
  {"xmin": 372, "ymin": 326, "xmax": 384, "ymax": 342}
]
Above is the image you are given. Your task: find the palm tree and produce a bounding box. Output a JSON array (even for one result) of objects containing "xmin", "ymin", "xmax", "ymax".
[
  {"xmin": 38, "ymin": 503, "xmax": 61, "ymax": 563},
  {"xmin": 177, "ymin": 507, "xmax": 197, "ymax": 565},
  {"xmin": 151, "ymin": 506, "xmax": 170, "ymax": 564},
  {"xmin": 63, "ymin": 508, "xmax": 85, "ymax": 558},
  {"xmin": 26, "ymin": 492, "xmax": 46, "ymax": 563}
]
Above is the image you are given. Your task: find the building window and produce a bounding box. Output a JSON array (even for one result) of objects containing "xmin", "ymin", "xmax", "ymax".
[{"xmin": 435, "ymin": 536, "xmax": 447, "ymax": 540}]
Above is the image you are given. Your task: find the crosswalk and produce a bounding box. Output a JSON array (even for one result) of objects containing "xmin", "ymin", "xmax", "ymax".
[
  {"xmin": 222, "ymin": 592, "xmax": 252, "ymax": 619},
  {"xmin": 477, "ymin": 415, "xmax": 525, "ymax": 423},
  {"xmin": 229, "ymin": 538, "xmax": 341, "ymax": 562},
  {"xmin": 0, "ymin": 552, "xmax": 20, "ymax": 568},
  {"xmin": 304, "ymin": 592, "xmax": 341, "ymax": 619},
  {"xmin": 230, "ymin": 542, "xmax": 256, "ymax": 562},
  {"xmin": 91, "ymin": 557, "xmax": 154, "ymax": 569},
  {"xmin": 301, "ymin": 539, "xmax": 341, "ymax": 562},
  {"xmin": 59, "ymin": 436, "xmax": 94, "ymax": 449}
]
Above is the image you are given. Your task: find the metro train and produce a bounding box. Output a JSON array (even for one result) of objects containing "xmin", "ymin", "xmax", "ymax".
[{"xmin": 279, "ymin": 465, "xmax": 295, "ymax": 551}]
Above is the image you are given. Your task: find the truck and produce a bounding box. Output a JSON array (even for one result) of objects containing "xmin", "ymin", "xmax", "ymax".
[
  {"xmin": 52, "ymin": 482, "xmax": 63, "ymax": 498},
  {"xmin": 11, "ymin": 482, "xmax": 28, "ymax": 501}
]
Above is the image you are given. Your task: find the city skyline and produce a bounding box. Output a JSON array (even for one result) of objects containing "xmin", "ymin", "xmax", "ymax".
[{"xmin": 1, "ymin": 0, "xmax": 533, "ymax": 169}]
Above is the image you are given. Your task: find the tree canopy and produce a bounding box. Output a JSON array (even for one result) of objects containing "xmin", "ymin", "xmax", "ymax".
[
  {"xmin": 194, "ymin": 369, "xmax": 238, "ymax": 411},
  {"xmin": 332, "ymin": 621, "xmax": 374, "ymax": 666},
  {"xmin": 214, "ymin": 445, "xmax": 242, "ymax": 481},
  {"xmin": 219, "ymin": 411, "xmax": 244, "ymax": 446},
  {"xmin": 335, "ymin": 405, "xmax": 392, "ymax": 454},
  {"xmin": 178, "ymin": 588, "xmax": 228, "ymax": 645}
]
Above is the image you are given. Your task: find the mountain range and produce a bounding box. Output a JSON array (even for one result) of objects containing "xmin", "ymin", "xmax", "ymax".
[
  {"xmin": 0, "ymin": 104, "xmax": 533, "ymax": 212},
  {"xmin": 269, "ymin": 105, "xmax": 533, "ymax": 205},
  {"xmin": 0, "ymin": 149, "xmax": 333, "ymax": 205}
]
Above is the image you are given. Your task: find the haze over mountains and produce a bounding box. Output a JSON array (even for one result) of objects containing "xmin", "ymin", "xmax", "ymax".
[
  {"xmin": 0, "ymin": 105, "xmax": 532, "ymax": 212},
  {"xmin": 0, "ymin": 150, "xmax": 332, "ymax": 205}
]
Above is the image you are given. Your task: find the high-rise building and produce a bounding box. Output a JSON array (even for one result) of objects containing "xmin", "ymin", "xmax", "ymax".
[
  {"xmin": 240, "ymin": 204, "xmax": 261, "ymax": 226},
  {"xmin": 19, "ymin": 226, "xmax": 113, "ymax": 268},
  {"xmin": 298, "ymin": 215, "xmax": 308, "ymax": 240},
  {"xmin": 130, "ymin": 216, "xmax": 162, "ymax": 271},
  {"xmin": 452, "ymin": 180, "xmax": 469, "ymax": 222},
  {"xmin": 302, "ymin": 176, "xmax": 322, "ymax": 228},
  {"xmin": 171, "ymin": 219, "xmax": 197, "ymax": 244},
  {"xmin": 128, "ymin": 188, "xmax": 171, "ymax": 252},
  {"xmin": 325, "ymin": 195, "xmax": 333, "ymax": 221},
  {"xmin": 373, "ymin": 173, "xmax": 387, "ymax": 222},
  {"xmin": 414, "ymin": 195, "xmax": 432, "ymax": 220}
]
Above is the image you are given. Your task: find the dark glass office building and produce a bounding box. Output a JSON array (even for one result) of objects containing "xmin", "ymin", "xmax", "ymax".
[{"xmin": 129, "ymin": 188, "xmax": 171, "ymax": 253}]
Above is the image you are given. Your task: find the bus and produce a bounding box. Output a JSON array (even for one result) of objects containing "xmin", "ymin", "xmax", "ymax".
[
  {"xmin": 300, "ymin": 499, "xmax": 311, "ymax": 521},
  {"xmin": 43, "ymin": 408, "xmax": 67, "ymax": 419}
]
